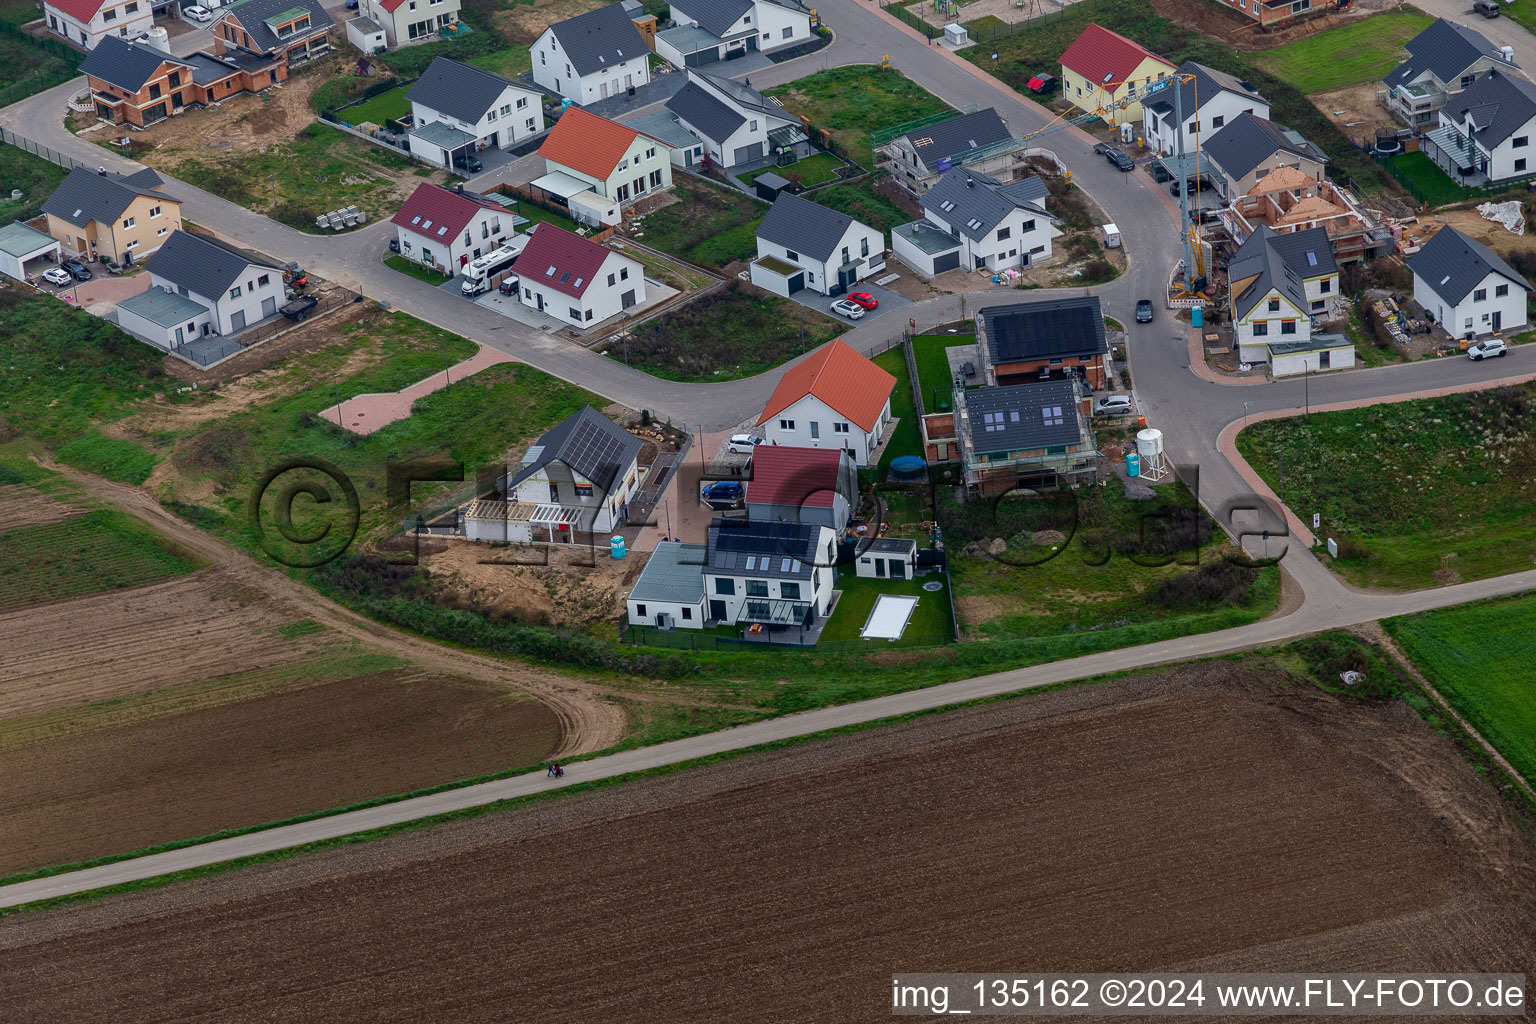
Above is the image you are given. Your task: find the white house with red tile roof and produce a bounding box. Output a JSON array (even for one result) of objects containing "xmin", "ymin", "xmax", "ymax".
[
  {"xmin": 514, "ymin": 222, "xmax": 644, "ymax": 328},
  {"xmin": 1058, "ymin": 23, "xmax": 1175, "ymax": 126},
  {"xmin": 390, "ymin": 183, "xmax": 516, "ymax": 274},
  {"xmin": 537, "ymin": 106, "xmax": 674, "ymax": 206},
  {"xmin": 357, "ymin": 0, "xmax": 460, "ymax": 48},
  {"xmin": 757, "ymin": 338, "xmax": 895, "ymax": 467},
  {"xmin": 44, "ymin": 0, "xmax": 152, "ymax": 49},
  {"xmin": 745, "ymin": 445, "xmax": 857, "ymax": 532}
]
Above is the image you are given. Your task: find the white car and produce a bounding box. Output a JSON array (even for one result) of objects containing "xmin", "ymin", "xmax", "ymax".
[
  {"xmin": 1467, "ymin": 338, "xmax": 1508, "ymax": 360},
  {"xmin": 725, "ymin": 433, "xmax": 761, "ymax": 455},
  {"xmin": 830, "ymin": 298, "xmax": 866, "ymax": 320},
  {"xmin": 184, "ymin": 4, "xmax": 214, "ymax": 22},
  {"xmin": 1093, "ymin": 395, "xmax": 1133, "ymax": 417},
  {"xmin": 42, "ymin": 267, "xmax": 72, "ymax": 286}
]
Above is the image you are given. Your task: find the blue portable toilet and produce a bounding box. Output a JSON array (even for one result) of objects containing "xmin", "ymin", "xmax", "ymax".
[
  {"xmin": 1126, "ymin": 451, "xmax": 1141, "ymax": 477},
  {"xmin": 610, "ymin": 535, "xmax": 626, "ymax": 559},
  {"xmin": 1191, "ymin": 304, "xmax": 1204, "ymax": 328}
]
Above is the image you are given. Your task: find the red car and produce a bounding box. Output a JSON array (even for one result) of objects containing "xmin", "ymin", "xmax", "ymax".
[{"xmin": 846, "ymin": 291, "xmax": 879, "ymax": 310}]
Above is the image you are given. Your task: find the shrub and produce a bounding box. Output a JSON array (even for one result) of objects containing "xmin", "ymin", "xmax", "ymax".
[{"xmin": 1148, "ymin": 559, "xmax": 1255, "ymax": 611}]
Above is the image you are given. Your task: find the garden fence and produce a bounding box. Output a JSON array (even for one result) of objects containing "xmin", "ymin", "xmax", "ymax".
[{"xmin": 0, "ymin": 127, "xmax": 91, "ymax": 172}]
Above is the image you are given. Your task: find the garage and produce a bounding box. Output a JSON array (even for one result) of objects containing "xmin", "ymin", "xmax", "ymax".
[
  {"xmin": 733, "ymin": 143, "xmax": 761, "ymax": 166},
  {"xmin": 892, "ymin": 220, "xmax": 963, "ymax": 280},
  {"xmin": 0, "ymin": 221, "xmax": 60, "ymax": 282},
  {"xmin": 749, "ymin": 255, "xmax": 804, "ymax": 297}
]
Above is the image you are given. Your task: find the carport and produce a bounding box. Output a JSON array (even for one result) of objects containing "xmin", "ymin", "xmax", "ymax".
[
  {"xmin": 409, "ymin": 121, "xmax": 478, "ymax": 171},
  {"xmin": 0, "ymin": 221, "xmax": 59, "ymax": 282}
]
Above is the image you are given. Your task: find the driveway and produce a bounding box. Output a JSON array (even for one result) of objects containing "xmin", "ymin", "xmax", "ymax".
[{"xmin": 789, "ymin": 281, "xmax": 910, "ymax": 323}]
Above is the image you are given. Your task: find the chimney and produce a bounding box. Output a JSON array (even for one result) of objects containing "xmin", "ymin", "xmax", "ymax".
[
  {"xmin": 457, "ymin": 183, "xmax": 465, "ymax": 194},
  {"xmin": 965, "ymin": 175, "xmax": 973, "ymax": 188}
]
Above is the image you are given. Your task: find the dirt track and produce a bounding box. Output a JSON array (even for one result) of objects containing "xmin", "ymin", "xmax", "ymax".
[
  {"xmin": 2, "ymin": 664, "xmax": 1529, "ymax": 1023},
  {"xmin": 27, "ymin": 459, "xmax": 626, "ymax": 757}
]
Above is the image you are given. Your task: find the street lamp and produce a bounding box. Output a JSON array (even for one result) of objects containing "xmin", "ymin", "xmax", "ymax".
[
  {"xmin": 333, "ymin": 372, "xmax": 342, "ymax": 427},
  {"xmin": 1273, "ymin": 445, "xmax": 1285, "ymax": 508},
  {"xmin": 439, "ymin": 332, "xmax": 451, "ymax": 385},
  {"xmin": 1242, "ymin": 400, "xmax": 1253, "ymax": 431}
]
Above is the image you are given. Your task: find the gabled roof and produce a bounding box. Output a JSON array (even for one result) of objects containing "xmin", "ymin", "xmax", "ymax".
[
  {"xmin": 900, "ymin": 108, "xmax": 1011, "ymax": 170},
  {"xmin": 1228, "ymin": 225, "xmax": 1309, "ymax": 320},
  {"xmin": 706, "ymin": 518, "xmax": 828, "ymax": 580},
  {"xmin": 757, "ymin": 338, "xmax": 896, "ymax": 432},
  {"xmin": 42, "ymin": 166, "xmax": 177, "ymax": 230},
  {"xmin": 79, "ymin": 36, "xmax": 191, "ymax": 94},
  {"xmin": 146, "ymin": 229, "xmax": 283, "ymax": 298},
  {"xmin": 746, "ymin": 445, "xmax": 850, "ymax": 508},
  {"xmin": 1146, "ymin": 60, "xmax": 1265, "ymax": 120},
  {"xmin": 693, "ymin": 69, "xmax": 782, "ymax": 119},
  {"xmin": 539, "ymin": 106, "xmax": 667, "ymax": 180},
  {"xmin": 666, "ymin": 80, "xmax": 745, "ymax": 143},
  {"xmin": 1059, "ymin": 22, "xmax": 1174, "ymax": 87},
  {"xmin": 406, "ymin": 57, "xmax": 527, "ymax": 126},
  {"xmin": 756, "ymin": 192, "xmax": 866, "ymax": 262},
  {"xmin": 390, "ymin": 182, "xmax": 504, "ymax": 242},
  {"xmin": 980, "ymin": 296, "xmax": 1107, "ymax": 364},
  {"xmin": 1263, "ymin": 224, "xmax": 1337, "ymax": 279},
  {"xmin": 46, "ymin": 0, "xmax": 109, "ymax": 23},
  {"xmin": 218, "ymin": 0, "xmax": 332, "ymax": 52},
  {"xmin": 669, "ymin": 0, "xmax": 752, "ymax": 38},
  {"xmin": 1409, "ymin": 223, "xmax": 1532, "ymax": 305},
  {"xmin": 1203, "ymin": 112, "xmax": 1327, "ymax": 183},
  {"xmin": 517, "ymin": 222, "xmax": 618, "ymax": 300},
  {"xmin": 965, "ymin": 379, "xmax": 1083, "ymax": 453},
  {"xmin": 1440, "ymin": 67, "xmax": 1536, "ymax": 148},
  {"xmin": 509, "ymin": 406, "xmax": 643, "ymax": 494},
  {"xmin": 919, "ymin": 169, "xmax": 1052, "ymax": 242},
  {"xmin": 1248, "ymin": 165, "xmax": 1313, "ymax": 194},
  {"xmin": 628, "ymin": 540, "xmax": 707, "ymax": 605},
  {"xmin": 1385, "ymin": 18, "xmax": 1512, "ymax": 90},
  {"xmin": 544, "ymin": 2, "xmax": 649, "ymax": 77}
]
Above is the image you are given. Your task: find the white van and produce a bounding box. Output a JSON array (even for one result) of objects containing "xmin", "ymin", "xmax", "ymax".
[{"xmin": 461, "ymin": 244, "xmax": 523, "ymax": 297}]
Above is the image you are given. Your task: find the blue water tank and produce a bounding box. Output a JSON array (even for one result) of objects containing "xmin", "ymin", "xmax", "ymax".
[
  {"xmin": 610, "ymin": 535, "xmax": 626, "ymax": 559},
  {"xmin": 890, "ymin": 455, "xmax": 927, "ymax": 480},
  {"xmin": 1126, "ymin": 451, "xmax": 1141, "ymax": 477},
  {"xmin": 1191, "ymin": 304, "xmax": 1204, "ymax": 328}
]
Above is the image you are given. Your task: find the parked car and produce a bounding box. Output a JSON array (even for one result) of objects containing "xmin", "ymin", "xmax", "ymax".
[
  {"xmin": 701, "ymin": 481, "xmax": 744, "ymax": 510},
  {"xmin": 1026, "ymin": 73, "xmax": 1058, "ymax": 95},
  {"xmin": 60, "ymin": 259, "xmax": 92, "ymax": 281},
  {"xmin": 345, "ymin": 0, "xmax": 359, "ymax": 7},
  {"xmin": 1104, "ymin": 147, "xmax": 1134, "ymax": 171},
  {"xmin": 830, "ymin": 298, "xmax": 866, "ymax": 320},
  {"xmin": 1169, "ymin": 178, "xmax": 1211, "ymax": 196},
  {"xmin": 1474, "ymin": 0, "xmax": 1500, "ymax": 17},
  {"xmin": 1467, "ymin": 338, "xmax": 1508, "ymax": 360},
  {"xmin": 452, "ymin": 151, "xmax": 483, "ymax": 174},
  {"xmin": 1190, "ymin": 208, "xmax": 1221, "ymax": 225},
  {"xmin": 388, "ymin": 237, "xmax": 400, "ymax": 253},
  {"xmin": 499, "ymin": 278, "xmax": 517, "ymax": 295},
  {"xmin": 184, "ymin": 4, "xmax": 214, "ymax": 21},
  {"xmin": 725, "ymin": 433, "xmax": 762, "ymax": 455},
  {"xmin": 42, "ymin": 267, "xmax": 71, "ymax": 287},
  {"xmin": 1135, "ymin": 299, "xmax": 1154, "ymax": 323},
  {"xmin": 1093, "ymin": 395, "xmax": 1134, "ymax": 417},
  {"xmin": 846, "ymin": 291, "xmax": 879, "ymax": 310}
]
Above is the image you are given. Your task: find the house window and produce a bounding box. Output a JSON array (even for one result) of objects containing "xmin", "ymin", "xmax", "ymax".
[
  {"xmin": 784, "ymin": 248, "xmax": 799, "ymax": 261},
  {"xmin": 124, "ymin": 239, "xmax": 138, "ymax": 249},
  {"xmin": 749, "ymin": 119, "xmax": 758, "ymax": 131},
  {"xmin": 157, "ymin": 227, "xmax": 167, "ymax": 236},
  {"xmin": 1211, "ymin": 115, "xmax": 1225, "ymax": 129},
  {"xmin": 125, "ymin": 0, "xmax": 138, "ymax": 9},
  {"xmin": 1253, "ymin": 321, "xmax": 1268, "ymax": 336},
  {"xmin": 1267, "ymin": 298, "xmax": 1280, "ymax": 312},
  {"xmin": 834, "ymin": 422, "xmax": 849, "ymax": 434},
  {"xmin": 840, "ymin": 245, "xmax": 849, "ymax": 262},
  {"xmin": 650, "ymin": 169, "xmax": 662, "ymax": 188},
  {"xmin": 548, "ymin": 482, "xmax": 560, "ymax": 502},
  {"xmin": 781, "ymin": 581, "xmax": 801, "ymax": 600},
  {"xmin": 1311, "ymin": 300, "xmax": 1325, "ymax": 312},
  {"xmin": 681, "ymin": 607, "xmax": 692, "ymax": 620},
  {"xmin": 229, "ymin": 285, "xmax": 241, "ymax": 299},
  {"xmin": 779, "ymin": 418, "xmax": 795, "ymax": 430},
  {"xmin": 746, "ymin": 580, "xmax": 768, "ymax": 597},
  {"xmin": 526, "ymin": 118, "xmax": 536, "ymax": 131},
  {"xmin": 861, "ymin": 237, "xmax": 870, "ymax": 257},
  {"xmin": 608, "ymin": 273, "xmax": 615, "ymax": 286},
  {"xmin": 1280, "ymin": 320, "xmax": 1297, "ymax": 335},
  {"xmin": 1462, "ymin": 75, "xmax": 1476, "ymax": 89},
  {"xmin": 1518, "ymin": 159, "xmax": 1529, "ymax": 173},
  {"xmin": 715, "ymin": 578, "xmax": 735, "ymax": 595},
  {"xmin": 1022, "ymin": 219, "xmax": 1036, "ymax": 233},
  {"xmin": 517, "ymin": 96, "xmax": 528, "ymax": 109},
  {"xmin": 122, "ymin": 216, "xmax": 135, "ymax": 228},
  {"xmin": 783, "ymin": 25, "xmax": 793, "ymax": 37},
  {"xmin": 1497, "ymin": 283, "xmax": 1510, "ymax": 297},
  {"xmin": 810, "ymin": 422, "xmax": 819, "ymax": 439},
  {"xmin": 1474, "ymin": 288, "xmax": 1487, "ymax": 301},
  {"xmin": 103, "ymin": 6, "xmax": 116, "ymax": 20},
  {"xmin": 1319, "ymin": 278, "xmax": 1331, "ymax": 294},
  {"xmin": 996, "ymin": 226, "xmax": 1011, "ymax": 241},
  {"xmin": 574, "ymin": 484, "xmax": 594, "ymax": 497},
  {"xmin": 500, "ymin": 103, "xmax": 511, "ymax": 116},
  {"xmin": 1516, "ymin": 136, "xmax": 1530, "ymax": 149},
  {"xmin": 645, "ymin": 146, "xmax": 655, "ymax": 159},
  {"xmin": 620, "ymin": 267, "xmax": 628, "ymax": 280},
  {"xmin": 584, "ymin": 310, "xmax": 593, "ymax": 321},
  {"xmin": 149, "ymin": 205, "xmax": 162, "ymax": 218},
  {"xmin": 257, "ymin": 274, "xmax": 269, "ymax": 286},
  {"xmin": 569, "ymin": 307, "xmax": 581, "ymax": 320}
]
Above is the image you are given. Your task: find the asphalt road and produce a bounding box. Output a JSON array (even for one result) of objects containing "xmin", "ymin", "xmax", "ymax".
[{"xmin": 4, "ymin": 0, "xmax": 1536, "ymax": 905}]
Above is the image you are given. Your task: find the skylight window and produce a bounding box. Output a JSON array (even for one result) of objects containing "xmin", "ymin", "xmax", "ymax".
[
  {"xmin": 1042, "ymin": 405, "xmax": 1064, "ymax": 427},
  {"xmin": 573, "ymin": 277, "xmax": 584, "ymax": 288},
  {"xmin": 560, "ymin": 271, "xmax": 571, "ymax": 283},
  {"xmin": 437, "ymin": 226, "xmax": 447, "ymax": 236},
  {"xmin": 939, "ymin": 200, "xmax": 955, "ymax": 211},
  {"xmin": 411, "ymin": 215, "xmax": 422, "ymax": 225},
  {"xmin": 982, "ymin": 410, "xmax": 1004, "ymax": 432},
  {"xmin": 422, "ymin": 219, "xmax": 433, "ymax": 230},
  {"xmin": 745, "ymin": 555, "xmax": 756, "ymax": 570},
  {"xmin": 967, "ymin": 218, "xmax": 983, "ymax": 230},
  {"xmin": 780, "ymin": 557, "xmax": 792, "ymax": 572},
  {"xmin": 1305, "ymin": 251, "xmax": 1318, "ymax": 266},
  {"xmin": 546, "ymin": 265, "xmax": 557, "ymax": 277}
]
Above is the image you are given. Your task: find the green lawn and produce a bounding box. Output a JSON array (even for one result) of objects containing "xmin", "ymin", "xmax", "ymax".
[
  {"xmin": 0, "ymin": 141, "xmax": 67, "ymax": 225},
  {"xmin": 1236, "ymin": 385, "xmax": 1536, "ymax": 589},
  {"xmin": 502, "ymin": 198, "xmax": 582, "ymax": 232},
  {"xmin": 765, "ymin": 65, "xmax": 949, "ymax": 167},
  {"xmin": 634, "ymin": 179, "xmax": 765, "ymax": 269},
  {"xmin": 1250, "ymin": 10, "xmax": 1432, "ymax": 95},
  {"xmin": 468, "ymin": 44, "xmax": 533, "ymax": 78},
  {"xmin": 334, "ymin": 84, "xmax": 412, "ymax": 127},
  {"xmin": 911, "ymin": 333, "xmax": 974, "ymax": 413},
  {"xmin": 740, "ymin": 152, "xmax": 844, "ymax": 189},
  {"xmin": 615, "ymin": 282, "xmax": 840, "ymax": 381},
  {"xmin": 0, "ymin": 508, "xmax": 199, "ymax": 613},
  {"xmin": 819, "ymin": 574, "xmax": 954, "ymax": 647},
  {"xmin": 386, "ymin": 253, "xmax": 453, "ymax": 282},
  {"xmin": 809, "ymin": 179, "xmax": 914, "ymax": 237},
  {"xmin": 1386, "ymin": 593, "xmax": 1536, "ymax": 786},
  {"xmin": 55, "ymin": 433, "xmax": 158, "ymax": 485},
  {"xmin": 1380, "ymin": 151, "xmax": 1526, "ymax": 208},
  {"xmin": 0, "ymin": 30, "xmax": 80, "ymax": 108},
  {"xmin": 872, "ymin": 345, "xmax": 920, "ymax": 481}
]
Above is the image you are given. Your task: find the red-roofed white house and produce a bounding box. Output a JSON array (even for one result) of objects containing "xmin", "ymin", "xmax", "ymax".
[
  {"xmin": 44, "ymin": 0, "xmax": 152, "ymax": 49},
  {"xmin": 357, "ymin": 0, "xmax": 461, "ymax": 48},
  {"xmin": 757, "ymin": 338, "xmax": 896, "ymax": 467},
  {"xmin": 1058, "ymin": 23, "xmax": 1175, "ymax": 126},
  {"xmin": 745, "ymin": 445, "xmax": 857, "ymax": 532},
  {"xmin": 390, "ymin": 183, "xmax": 515, "ymax": 273},
  {"xmin": 515, "ymin": 222, "xmax": 644, "ymax": 327}
]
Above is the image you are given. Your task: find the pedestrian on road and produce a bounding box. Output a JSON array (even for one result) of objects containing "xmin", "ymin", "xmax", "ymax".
[
  {"xmin": 546, "ymin": 760, "xmax": 556, "ymax": 777},
  {"xmin": 555, "ymin": 763, "xmax": 565, "ymax": 778}
]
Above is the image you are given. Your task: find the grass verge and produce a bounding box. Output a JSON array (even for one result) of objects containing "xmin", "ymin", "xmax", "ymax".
[
  {"xmin": 764, "ymin": 65, "xmax": 949, "ymax": 167},
  {"xmin": 1249, "ymin": 10, "xmax": 1433, "ymax": 95}
]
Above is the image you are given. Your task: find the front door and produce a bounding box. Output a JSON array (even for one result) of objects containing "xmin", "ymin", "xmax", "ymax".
[
  {"xmin": 600, "ymin": 81, "xmax": 609, "ymax": 99},
  {"xmin": 1492, "ymin": 310, "xmax": 1502, "ymax": 331},
  {"xmin": 890, "ymin": 559, "xmax": 906, "ymax": 580},
  {"xmin": 1318, "ymin": 349, "xmax": 1330, "ymax": 370},
  {"xmin": 535, "ymin": 292, "xmax": 545, "ymax": 311},
  {"xmin": 709, "ymin": 599, "xmax": 727, "ymax": 621}
]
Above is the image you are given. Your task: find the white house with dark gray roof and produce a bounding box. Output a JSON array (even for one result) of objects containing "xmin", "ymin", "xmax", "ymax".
[
  {"xmin": 406, "ymin": 56, "xmax": 544, "ymax": 165},
  {"xmin": 626, "ymin": 540, "xmax": 708, "ymax": 630},
  {"xmin": 894, "ymin": 168, "xmax": 1058, "ymax": 278},
  {"xmin": 1227, "ymin": 225, "xmax": 1352, "ymax": 374},
  {"xmin": 952, "ymin": 377, "xmax": 1096, "ymax": 495},
  {"xmin": 1410, "ymin": 224, "xmax": 1531, "ymax": 338},
  {"xmin": 532, "ymin": 2, "xmax": 651, "ymax": 105},
  {"xmin": 750, "ymin": 192, "xmax": 884, "ymax": 297},
  {"xmin": 505, "ymin": 405, "xmax": 643, "ymax": 536},
  {"xmin": 656, "ymin": 0, "xmax": 812, "ymax": 69},
  {"xmin": 1202, "ymin": 112, "xmax": 1328, "ymax": 200},
  {"xmin": 664, "ymin": 69, "xmax": 807, "ymax": 170},
  {"xmin": 704, "ymin": 518, "xmax": 837, "ymax": 635},
  {"xmin": 1383, "ymin": 18, "xmax": 1518, "ymax": 129},
  {"xmin": 881, "ymin": 108, "xmax": 1015, "ymax": 195},
  {"xmin": 1423, "ymin": 67, "xmax": 1536, "ymax": 187},
  {"xmin": 1141, "ymin": 61, "xmax": 1268, "ymax": 159},
  {"xmin": 142, "ymin": 229, "xmax": 286, "ymax": 338}
]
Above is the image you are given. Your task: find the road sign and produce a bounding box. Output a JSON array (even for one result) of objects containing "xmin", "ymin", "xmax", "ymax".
[{"xmin": 1312, "ymin": 513, "xmax": 1320, "ymax": 529}]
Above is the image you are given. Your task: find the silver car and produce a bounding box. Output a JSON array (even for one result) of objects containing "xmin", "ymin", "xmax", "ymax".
[
  {"xmin": 1093, "ymin": 395, "xmax": 1133, "ymax": 416},
  {"xmin": 830, "ymin": 298, "xmax": 866, "ymax": 320}
]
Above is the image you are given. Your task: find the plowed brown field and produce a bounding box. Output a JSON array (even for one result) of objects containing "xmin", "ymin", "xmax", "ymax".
[
  {"xmin": 1, "ymin": 666, "xmax": 1530, "ymax": 1023},
  {"xmin": 0, "ymin": 667, "xmax": 560, "ymax": 874},
  {"xmin": 0, "ymin": 484, "xmax": 85, "ymax": 530}
]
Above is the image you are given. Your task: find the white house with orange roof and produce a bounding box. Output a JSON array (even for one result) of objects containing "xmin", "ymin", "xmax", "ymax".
[
  {"xmin": 1058, "ymin": 23, "xmax": 1175, "ymax": 126},
  {"xmin": 43, "ymin": 0, "xmax": 152, "ymax": 49},
  {"xmin": 536, "ymin": 106, "xmax": 674, "ymax": 214},
  {"xmin": 756, "ymin": 338, "xmax": 896, "ymax": 467}
]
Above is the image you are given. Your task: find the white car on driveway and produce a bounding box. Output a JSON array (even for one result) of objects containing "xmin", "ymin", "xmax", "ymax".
[
  {"xmin": 1467, "ymin": 339, "xmax": 1507, "ymax": 360},
  {"xmin": 184, "ymin": 4, "xmax": 214, "ymax": 21},
  {"xmin": 830, "ymin": 298, "xmax": 866, "ymax": 320},
  {"xmin": 725, "ymin": 433, "xmax": 761, "ymax": 455},
  {"xmin": 42, "ymin": 267, "xmax": 72, "ymax": 286}
]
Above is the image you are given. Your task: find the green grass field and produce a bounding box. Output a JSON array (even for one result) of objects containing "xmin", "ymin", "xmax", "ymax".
[
  {"xmin": 334, "ymin": 85, "xmax": 412, "ymax": 126},
  {"xmin": 740, "ymin": 153, "xmax": 844, "ymax": 189},
  {"xmin": 1386, "ymin": 594, "xmax": 1536, "ymax": 786},
  {"xmin": 55, "ymin": 433, "xmax": 158, "ymax": 485},
  {"xmin": 810, "ymin": 179, "xmax": 914, "ymax": 237},
  {"xmin": 1250, "ymin": 10, "xmax": 1432, "ymax": 95},
  {"xmin": 911, "ymin": 334, "xmax": 974, "ymax": 413},
  {"xmin": 635, "ymin": 179, "xmax": 765, "ymax": 269},
  {"xmin": 818, "ymin": 574, "xmax": 954, "ymax": 647},
  {"xmin": 872, "ymin": 344, "xmax": 921, "ymax": 482},
  {"xmin": 386, "ymin": 253, "xmax": 454, "ymax": 282},
  {"xmin": 765, "ymin": 65, "xmax": 949, "ymax": 167},
  {"xmin": 468, "ymin": 44, "xmax": 533, "ymax": 78},
  {"xmin": 0, "ymin": 508, "xmax": 199, "ymax": 613},
  {"xmin": 0, "ymin": 29, "xmax": 80, "ymax": 108},
  {"xmin": 1381, "ymin": 151, "xmax": 1518, "ymax": 207},
  {"xmin": 1236, "ymin": 385, "xmax": 1536, "ymax": 589},
  {"xmin": 0, "ymin": 143, "xmax": 67, "ymax": 225}
]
